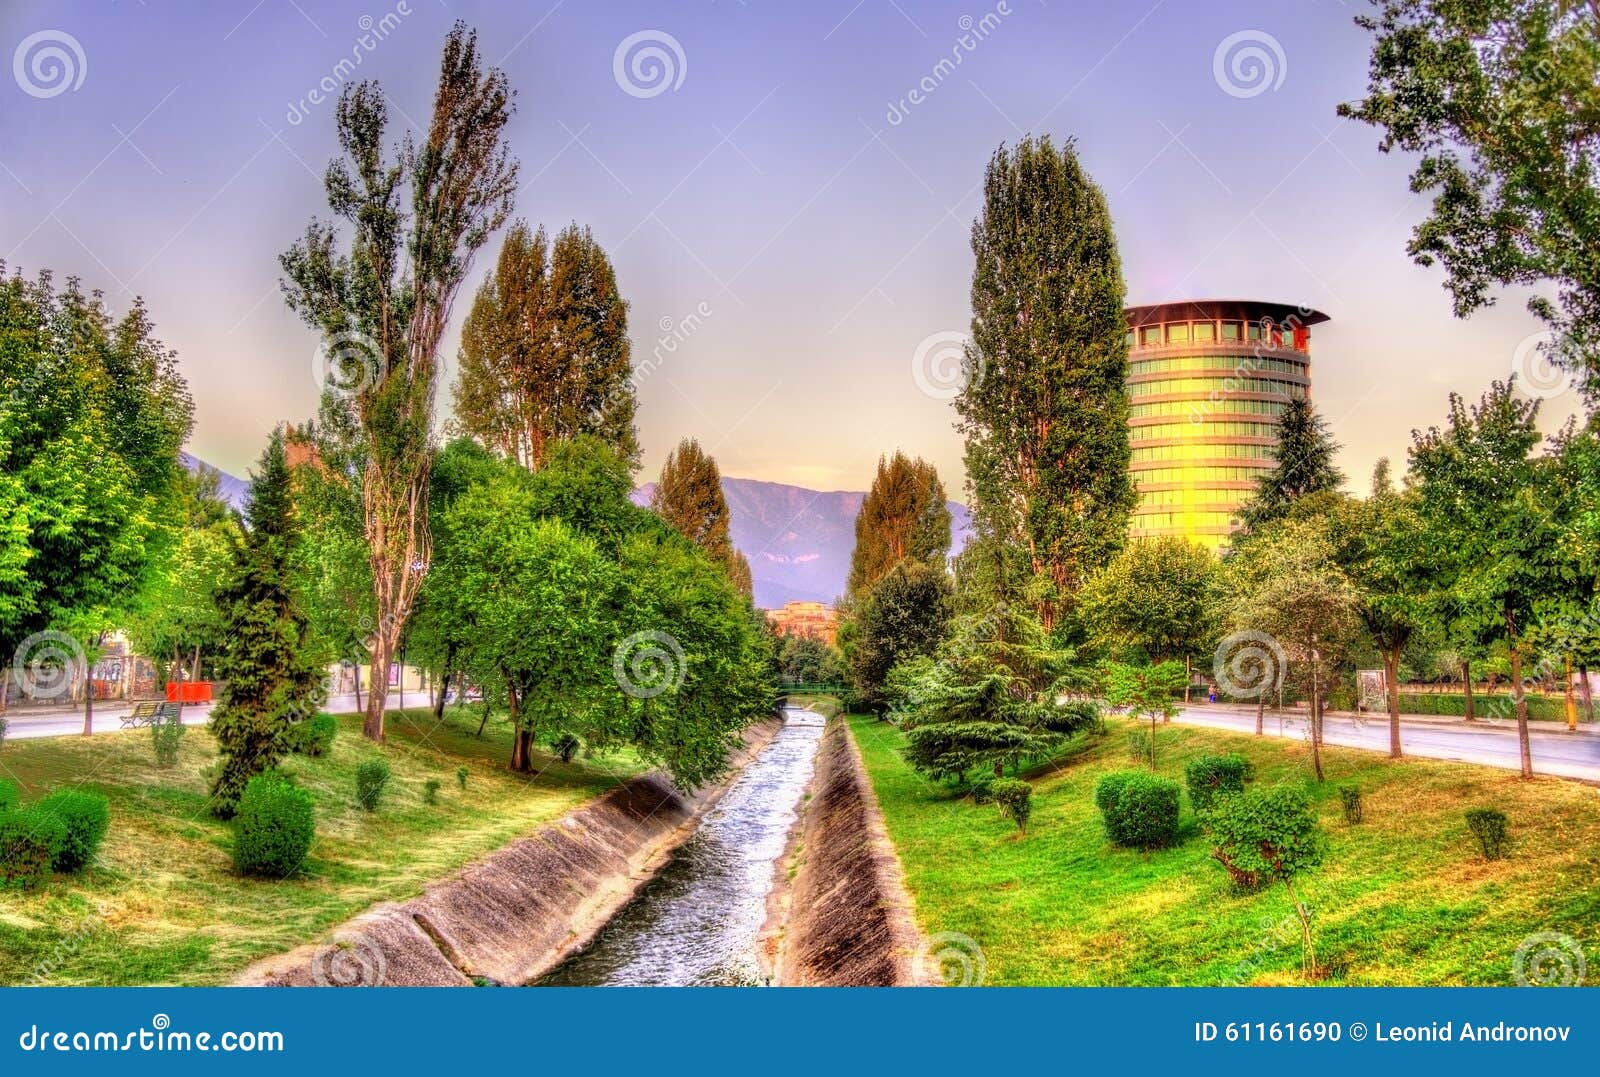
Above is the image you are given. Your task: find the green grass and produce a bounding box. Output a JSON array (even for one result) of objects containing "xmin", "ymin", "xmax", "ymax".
[
  {"xmin": 0, "ymin": 706, "xmax": 644, "ymax": 985},
  {"xmin": 850, "ymin": 713, "xmax": 1600, "ymax": 986}
]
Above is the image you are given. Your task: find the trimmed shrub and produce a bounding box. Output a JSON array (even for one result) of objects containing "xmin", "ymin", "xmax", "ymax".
[
  {"xmin": 455, "ymin": 765, "xmax": 468, "ymax": 791},
  {"xmin": 1097, "ymin": 770, "xmax": 1181, "ymax": 850},
  {"xmin": 356, "ymin": 759, "xmax": 391, "ymax": 811},
  {"xmin": 289, "ymin": 713, "xmax": 338, "ymax": 758},
  {"xmin": 1465, "ymin": 807, "xmax": 1509, "ymax": 860},
  {"xmin": 151, "ymin": 713, "xmax": 185, "ymax": 767},
  {"xmin": 970, "ymin": 778, "xmax": 995, "ymax": 805},
  {"xmin": 232, "ymin": 772, "xmax": 315, "ymax": 878},
  {"xmin": 1184, "ymin": 752, "xmax": 1254, "ymax": 812},
  {"xmin": 0, "ymin": 807, "xmax": 67, "ymax": 890},
  {"xmin": 36, "ymin": 789, "xmax": 110, "ymax": 872},
  {"xmin": 423, "ymin": 779, "xmax": 442, "ymax": 805},
  {"xmin": 0, "ymin": 778, "xmax": 19, "ymax": 813},
  {"xmin": 990, "ymin": 778, "xmax": 1033, "ymax": 833},
  {"xmin": 1338, "ymin": 785, "xmax": 1363, "ymax": 825},
  {"xmin": 1206, "ymin": 786, "xmax": 1326, "ymax": 893}
]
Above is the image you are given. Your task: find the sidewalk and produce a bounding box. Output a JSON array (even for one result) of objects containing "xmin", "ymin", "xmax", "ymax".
[
  {"xmin": 0, "ymin": 691, "xmax": 428, "ymax": 741},
  {"xmin": 1189, "ymin": 700, "xmax": 1600, "ymax": 737}
]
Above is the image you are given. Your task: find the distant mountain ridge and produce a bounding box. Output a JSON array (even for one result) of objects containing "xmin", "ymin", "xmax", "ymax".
[
  {"xmin": 183, "ymin": 454, "xmax": 971, "ymax": 609},
  {"xmin": 634, "ymin": 476, "xmax": 973, "ymax": 609}
]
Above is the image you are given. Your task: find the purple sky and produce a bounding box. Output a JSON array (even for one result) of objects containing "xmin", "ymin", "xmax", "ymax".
[{"xmin": 1, "ymin": 0, "xmax": 1580, "ymax": 493}]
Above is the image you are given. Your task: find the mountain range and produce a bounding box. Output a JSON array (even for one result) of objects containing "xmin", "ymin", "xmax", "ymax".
[{"xmin": 183, "ymin": 456, "xmax": 971, "ymax": 609}]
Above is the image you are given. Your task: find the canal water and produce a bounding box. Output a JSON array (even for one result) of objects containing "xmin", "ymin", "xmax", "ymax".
[{"xmin": 534, "ymin": 707, "xmax": 825, "ymax": 986}]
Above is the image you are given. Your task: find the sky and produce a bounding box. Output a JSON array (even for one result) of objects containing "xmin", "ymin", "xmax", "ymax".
[{"xmin": 0, "ymin": 0, "xmax": 1583, "ymax": 495}]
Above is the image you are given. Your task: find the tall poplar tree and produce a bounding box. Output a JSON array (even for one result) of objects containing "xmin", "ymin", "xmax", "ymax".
[
  {"xmin": 281, "ymin": 23, "xmax": 520, "ymax": 740},
  {"xmin": 652, "ymin": 438, "xmax": 752, "ymax": 599},
  {"xmin": 957, "ymin": 136, "xmax": 1134, "ymax": 630},
  {"xmin": 844, "ymin": 451, "xmax": 951, "ymax": 599},
  {"xmin": 452, "ymin": 222, "xmax": 638, "ymax": 470},
  {"xmin": 208, "ymin": 432, "xmax": 327, "ymax": 817}
]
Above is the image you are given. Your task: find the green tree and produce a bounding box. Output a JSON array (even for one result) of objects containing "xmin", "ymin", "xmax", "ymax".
[
  {"xmin": 281, "ymin": 23, "xmax": 520, "ymax": 741},
  {"xmin": 208, "ymin": 433, "xmax": 328, "ymax": 817},
  {"xmin": 1206, "ymin": 787, "xmax": 1326, "ymax": 977},
  {"xmin": 1341, "ymin": 460, "xmax": 1431, "ymax": 757},
  {"xmin": 845, "ymin": 452, "xmax": 951, "ymax": 599},
  {"xmin": 958, "ymin": 136, "xmax": 1134, "ymax": 630},
  {"xmin": 1340, "ymin": 0, "xmax": 1600, "ymax": 375},
  {"xmin": 1410, "ymin": 380, "xmax": 1568, "ymax": 776},
  {"xmin": 651, "ymin": 437, "xmax": 752, "ymax": 598},
  {"xmin": 0, "ymin": 269, "xmax": 192, "ymax": 726},
  {"xmin": 1101, "ymin": 660, "xmax": 1186, "ymax": 768},
  {"xmin": 452, "ymin": 222, "xmax": 639, "ymax": 469},
  {"xmin": 777, "ymin": 635, "xmax": 845, "ymax": 685},
  {"xmin": 1223, "ymin": 518, "xmax": 1361, "ymax": 781},
  {"xmin": 1236, "ymin": 397, "xmax": 1346, "ymax": 534},
  {"xmin": 1080, "ymin": 537, "xmax": 1220, "ymax": 696},
  {"xmin": 848, "ymin": 560, "xmax": 954, "ymax": 710},
  {"xmin": 897, "ymin": 603, "xmax": 1092, "ymax": 782}
]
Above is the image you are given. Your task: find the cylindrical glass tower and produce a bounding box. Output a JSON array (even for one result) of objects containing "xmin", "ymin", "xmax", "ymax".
[{"xmin": 1123, "ymin": 299, "xmax": 1329, "ymax": 551}]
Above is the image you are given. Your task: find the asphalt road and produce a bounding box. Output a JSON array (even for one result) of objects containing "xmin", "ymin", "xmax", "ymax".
[
  {"xmin": 1, "ymin": 691, "xmax": 421, "ymax": 741},
  {"xmin": 1174, "ymin": 705, "xmax": 1600, "ymax": 782}
]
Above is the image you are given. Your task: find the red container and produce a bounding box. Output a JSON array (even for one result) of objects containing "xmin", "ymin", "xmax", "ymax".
[{"xmin": 164, "ymin": 681, "xmax": 213, "ymax": 704}]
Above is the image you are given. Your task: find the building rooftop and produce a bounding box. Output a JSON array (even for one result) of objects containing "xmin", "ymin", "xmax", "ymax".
[{"xmin": 1124, "ymin": 299, "xmax": 1330, "ymax": 328}]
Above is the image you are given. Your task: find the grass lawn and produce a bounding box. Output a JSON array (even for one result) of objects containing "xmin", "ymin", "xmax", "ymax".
[
  {"xmin": 0, "ymin": 706, "xmax": 644, "ymax": 985},
  {"xmin": 849, "ymin": 712, "xmax": 1600, "ymax": 986}
]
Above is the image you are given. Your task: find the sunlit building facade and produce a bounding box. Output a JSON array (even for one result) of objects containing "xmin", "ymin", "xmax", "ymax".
[{"xmin": 1124, "ymin": 300, "xmax": 1329, "ymax": 551}]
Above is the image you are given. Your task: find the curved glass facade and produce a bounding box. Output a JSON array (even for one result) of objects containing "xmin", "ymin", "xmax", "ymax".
[{"xmin": 1123, "ymin": 301, "xmax": 1327, "ymax": 550}]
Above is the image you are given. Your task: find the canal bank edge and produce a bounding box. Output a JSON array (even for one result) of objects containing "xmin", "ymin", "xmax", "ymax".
[
  {"xmin": 763, "ymin": 714, "xmax": 932, "ymax": 986},
  {"xmin": 236, "ymin": 716, "xmax": 784, "ymax": 987}
]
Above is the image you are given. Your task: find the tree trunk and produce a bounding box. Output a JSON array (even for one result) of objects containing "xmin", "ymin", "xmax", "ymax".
[
  {"xmin": 352, "ymin": 662, "xmax": 363, "ymax": 713},
  {"xmin": 1509, "ymin": 642, "xmax": 1533, "ymax": 779},
  {"xmin": 81, "ymin": 645, "xmax": 96, "ymax": 736},
  {"xmin": 190, "ymin": 644, "xmax": 202, "ymax": 683},
  {"xmin": 1564, "ymin": 655, "xmax": 1578, "ymax": 732},
  {"xmin": 433, "ymin": 670, "xmax": 451, "ymax": 722},
  {"xmin": 1580, "ymin": 663, "xmax": 1595, "ymax": 723},
  {"xmin": 1308, "ymin": 642, "xmax": 1324, "ymax": 782},
  {"xmin": 0, "ymin": 666, "xmax": 9, "ymax": 716},
  {"xmin": 1284, "ymin": 878, "xmax": 1315, "ymax": 980},
  {"xmin": 1184, "ymin": 654, "xmax": 1191, "ymax": 705},
  {"xmin": 1255, "ymin": 693, "xmax": 1265, "ymax": 736},
  {"xmin": 1384, "ymin": 645, "xmax": 1403, "ymax": 759},
  {"xmin": 365, "ymin": 634, "xmax": 393, "ymax": 741},
  {"xmin": 1461, "ymin": 660, "xmax": 1475, "ymax": 721},
  {"xmin": 506, "ymin": 679, "xmax": 531, "ymax": 773}
]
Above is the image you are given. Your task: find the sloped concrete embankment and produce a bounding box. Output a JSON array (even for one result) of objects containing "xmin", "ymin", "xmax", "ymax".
[
  {"xmin": 765, "ymin": 716, "xmax": 929, "ymax": 986},
  {"xmin": 239, "ymin": 718, "xmax": 781, "ymax": 987}
]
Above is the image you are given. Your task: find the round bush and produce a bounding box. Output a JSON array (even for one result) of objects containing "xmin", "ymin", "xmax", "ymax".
[
  {"xmin": 0, "ymin": 807, "xmax": 67, "ymax": 890},
  {"xmin": 355, "ymin": 759, "xmax": 391, "ymax": 812},
  {"xmin": 232, "ymin": 772, "xmax": 315, "ymax": 878},
  {"xmin": 989, "ymin": 778, "xmax": 1033, "ymax": 832},
  {"xmin": 289, "ymin": 712, "xmax": 338, "ymax": 758},
  {"xmin": 151, "ymin": 713, "xmax": 185, "ymax": 767},
  {"xmin": 1207, "ymin": 786, "xmax": 1325, "ymax": 890},
  {"xmin": 1465, "ymin": 807, "xmax": 1509, "ymax": 860},
  {"xmin": 36, "ymin": 789, "xmax": 110, "ymax": 872},
  {"xmin": 1184, "ymin": 752, "xmax": 1254, "ymax": 812},
  {"xmin": 1097, "ymin": 770, "xmax": 1181, "ymax": 850}
]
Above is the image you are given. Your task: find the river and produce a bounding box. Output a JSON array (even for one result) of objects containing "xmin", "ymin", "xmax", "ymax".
[{"xmin": 534, "ymin": 707, "xmax": 825, "ymax": 986}]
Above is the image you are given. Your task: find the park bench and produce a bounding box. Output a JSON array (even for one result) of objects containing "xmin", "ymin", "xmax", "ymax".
[{"xmin": 120, "ymin": 701, "xmax": 182, "ymax": 729}]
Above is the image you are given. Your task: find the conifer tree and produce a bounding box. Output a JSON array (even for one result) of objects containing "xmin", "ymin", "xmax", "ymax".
[
  {"xmin": 652, "ymin": 438, "xmax": 751, "ymax": 598},
  {"xmin": 453, "ymin": 222, "xmax": 639, "ymax": 470},
  {"xmin": 208, "ymin": 432, "xmax": 327, "ymax": 817},
  {"xmin": 958, "ymin": 136, "xmax": 1134, "ymax": 630},
  {"xmin": 1237, "ymin": 397, "xmax": 1346, "ymax": 532},
  {"xmin": 845, "ymin": 452, "xmax": 951, "ymax": 600}
]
